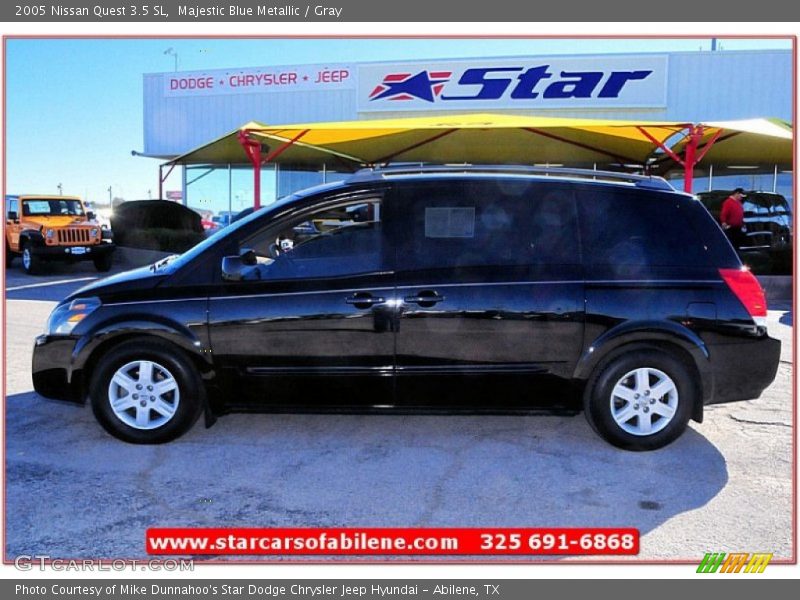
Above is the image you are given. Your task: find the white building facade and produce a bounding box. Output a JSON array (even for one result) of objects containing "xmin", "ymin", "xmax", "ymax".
[{"xmin": 142, "ymin": 49, "xmax": 793, "ymax": 215}]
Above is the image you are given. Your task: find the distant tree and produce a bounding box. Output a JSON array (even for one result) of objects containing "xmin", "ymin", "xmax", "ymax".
[{"xmin": 111, "ymin": 196, "xmax": 125, "ymax": 209}]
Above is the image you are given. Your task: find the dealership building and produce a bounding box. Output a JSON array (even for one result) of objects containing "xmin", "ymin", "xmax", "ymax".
[{"xmin": 140, "ymin": 49, "xmax": 793, "ymax": 217}]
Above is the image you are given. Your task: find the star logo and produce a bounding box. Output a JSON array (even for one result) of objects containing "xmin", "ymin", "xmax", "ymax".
[{"xmin": 369, "ymin": 70, "xmax": 452, "ymax": 102}]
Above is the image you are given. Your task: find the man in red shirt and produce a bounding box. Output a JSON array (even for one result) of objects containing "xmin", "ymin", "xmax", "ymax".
[{"xmin": 720, "ymin": 188, "xmax": 747, "ymax": 249}]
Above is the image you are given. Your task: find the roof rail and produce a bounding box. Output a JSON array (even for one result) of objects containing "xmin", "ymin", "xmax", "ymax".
[{"xmin": 347, "ymin": 164, "xmax": 675, "ymax": 191}]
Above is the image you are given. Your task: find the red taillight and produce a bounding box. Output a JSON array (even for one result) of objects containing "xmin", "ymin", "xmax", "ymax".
[{"xmin": 719, "ymin": 267, "xmax": 767, "ymax": 319}]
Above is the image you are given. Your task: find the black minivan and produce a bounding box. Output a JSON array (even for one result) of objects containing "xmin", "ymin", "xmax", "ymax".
[{"xmin": 32, "ymin": 167, "xmax": 781, "ymax": 450}]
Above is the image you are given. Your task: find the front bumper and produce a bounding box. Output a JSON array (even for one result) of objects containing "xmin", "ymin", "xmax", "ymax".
[
  {"xmin": 706, "ymin": 334, "xmax": 782, "ymax": 404},
  {"xmin": 32, "ymin": 334, "xmax": 83, "ymax": 403},
  {"xmin": 31, "ymin": 242, "xmax": 115, "ymax": 261}
]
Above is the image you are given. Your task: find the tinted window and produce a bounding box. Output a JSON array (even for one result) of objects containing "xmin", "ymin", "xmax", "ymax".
[
  {"xmin": 743, "ymin": 198, "xmax": 769, "ymax": 217},
  {"xmin": 240, "ymin": 197, "xmax": 383, "ymax": 280},
  {"xmin": 394, "ymin": 179, "xmax": 579, "ymax": 270},
  {"xmin": 579, "ymin": 189, "xmax": 707, "ymax": 267},
  {"xmin": 6, "ymin": 198, "xmax": 17, "ymax": 217}
]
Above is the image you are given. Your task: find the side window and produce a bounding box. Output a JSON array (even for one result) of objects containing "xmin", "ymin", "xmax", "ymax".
[
  {"xmin": 579, "ymin": 189, "xmax": 707, "ymax": 266},
  {"xmin": 773, "ymin": 196, "xmax": 791, "ymax": 217},
  {"xmin": 6, "ymin": 198, "xmax": 17, "ymax": 218},
  {"xmin": 240, "ymin": 197, "xmax": 383, "ymax": 281},
  {"xmin": 394, "ymin": 180, "xmax": 579, "ymax": 270}
]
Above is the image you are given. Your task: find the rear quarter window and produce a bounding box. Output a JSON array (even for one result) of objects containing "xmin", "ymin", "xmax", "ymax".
[{"xmin": 578, "ymin": 188, "xmax": 710, "ymax": 267}]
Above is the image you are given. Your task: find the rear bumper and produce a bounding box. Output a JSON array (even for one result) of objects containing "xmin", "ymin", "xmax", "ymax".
[
  {"xmin": 706, "ymin": 335, "xmax": 781, "ymax": 404},
  {"xmin": 31, "ymin": 242, "xmax": 114, "ymax": 261},
  {"xmin": 32, "ymin": 334, "xmax": 83, "ymax": 403}
]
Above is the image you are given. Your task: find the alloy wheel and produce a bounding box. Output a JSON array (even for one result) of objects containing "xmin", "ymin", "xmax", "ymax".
[
  {"xmin": 609, "ymin": 367, "xmax": 678, "ymax": 436},
  {"xmin": 107, "ymin": 360, "xmax": 180, "ymax": 430}
]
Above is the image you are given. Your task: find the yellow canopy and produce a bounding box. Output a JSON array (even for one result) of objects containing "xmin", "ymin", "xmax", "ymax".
[
  {"xmin": 672, "ymin": 118, "xmax": 793, "ymax": 166},
  {"xmin": 166, "ymin": 113, "xmax": 792, "ymax": 170}
]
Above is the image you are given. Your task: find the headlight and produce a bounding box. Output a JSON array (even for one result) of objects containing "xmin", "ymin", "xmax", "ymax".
[
  {"xmin": 47, "ymin": 297, "xmax": 102, "ymax": 335},
  {"xmin": 90, "ymin": 228, "xmax": 99, "ymax": 237},
  {"xmin": 46, "ymin": 229, "xmax": 55, "ymax": 239}
]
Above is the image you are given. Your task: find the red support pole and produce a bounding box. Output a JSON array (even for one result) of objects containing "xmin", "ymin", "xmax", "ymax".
[
  {"xmin": 636, "ymin": 126, "xmax": 686, "ymax": 166},
  {"xmin": 694, "ymin": 128, "xmax": 724, "ymax": 164},
  {"xmin": 253, "ymin": 159, "xmax": 261, "ymax": 209},
  {"xmin": 682, "ymin": 125, "xmax": 704, "ymax": 194},
  {"xmin": 238, "ymin": 130, "xmax": 264, "ymax": 209},
  {"xmin": 264, "ymin": 129, "xmax": 310, "ymax": 163},
  {"xmin": 237, "ymin": 129, "xmax": 310, "ymax": 209}
]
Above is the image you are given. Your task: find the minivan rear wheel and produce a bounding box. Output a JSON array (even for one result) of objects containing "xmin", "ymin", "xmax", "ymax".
[
  {"xmin": 584, "ymin": 349, "xmax": 694, "ymax": 451},
  {"xmin": 89, "ymin": 340, "xmax": 204, "ymax": 444}
]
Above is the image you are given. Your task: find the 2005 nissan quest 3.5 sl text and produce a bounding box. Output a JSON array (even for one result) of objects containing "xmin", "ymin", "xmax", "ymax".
[{"xmin": 32, "ymin": 166, "xmax": 781, "ymax": 450}]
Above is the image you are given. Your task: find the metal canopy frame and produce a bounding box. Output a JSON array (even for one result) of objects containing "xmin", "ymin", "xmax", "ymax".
[
  {"xmin": 159, "ymin": 119, "xmax": 763, "ymax": 206},
  {"xmin": 237, "ymin": 128, "xmax": 310, "ymax": 209},
  {"xmin": 637, "ymin": 125, "xmax": 725, "ymax": 192}
]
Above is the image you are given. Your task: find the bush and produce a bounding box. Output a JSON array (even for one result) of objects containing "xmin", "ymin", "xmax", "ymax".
[{"xmin": 118, "ymin": 228, "xmax": 206, "ymax": 253}]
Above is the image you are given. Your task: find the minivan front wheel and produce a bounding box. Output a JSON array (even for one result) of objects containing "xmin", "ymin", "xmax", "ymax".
[
  {"xmin": 584, "ymin": 350, "xmax": 694, "ymax": 451},
  {"xmin": 90, "ymin": 340, "xmax": 204, "ymax": 443}
]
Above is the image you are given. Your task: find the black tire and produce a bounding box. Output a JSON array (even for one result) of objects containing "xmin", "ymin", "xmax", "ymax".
[
  {"xmin": 93, "ymin": 252, "xmax": 113, "ymax": 272},
  {"xmin": 5, "ymin": 243, "xmax": 15, "ymax": 268},
  {"xmin": 89, "ymin": 339, "xmax": 204, "ymax": 444},
  {"xmin": 20, "ymin": 241, "xmax": 42, "ymax": 275},
  {"xmin": 583, "ymin": 349, "xmax": 694, "ymax": 451}
]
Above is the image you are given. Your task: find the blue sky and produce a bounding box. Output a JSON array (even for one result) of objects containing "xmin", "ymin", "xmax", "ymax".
[{"xmin": 5, "ymin": 37, "xmax": 792, "ymax": 204}]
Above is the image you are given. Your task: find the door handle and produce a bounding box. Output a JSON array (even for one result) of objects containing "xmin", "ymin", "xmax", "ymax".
[
  {"xmin": 403, "ymin": 290, "xmax": 445, "ymax": 307},
  {"xmin": 346, "ymin": 292, "xmax": 386, "ymax": 309}
]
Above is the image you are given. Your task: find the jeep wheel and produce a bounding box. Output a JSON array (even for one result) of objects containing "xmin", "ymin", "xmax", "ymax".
[
  {"xmin": 93, "ymin": 252, "xmax": 113, "ymax": 272},
  {"xmin": 5, "ymin": 243, "xmax": 15, "ymax": 268},
  {"xmin": 89, "ymin": 339, "xmax": 204, "ymax": 444},
  {"xmin": 20, "ymin": 242, "xmax": 42, "ymax": 275},
  {"xmin": 584, "ymin": 349, "xmax": 694, "ymax": 451}
]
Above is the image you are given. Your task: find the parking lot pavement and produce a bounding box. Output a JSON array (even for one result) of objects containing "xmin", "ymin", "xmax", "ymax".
[
  {"xmin": 5, "ymin": 260, "xmax": 130, "ymax": 302},
  {"xmin": 3, "ymin": 271, "xmax": 794, "ymax": 562}
]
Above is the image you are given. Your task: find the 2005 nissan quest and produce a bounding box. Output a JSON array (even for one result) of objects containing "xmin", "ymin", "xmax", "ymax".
[{"xmin": 32, "ymin": 166, "xmax": 781, "ymax": 450}]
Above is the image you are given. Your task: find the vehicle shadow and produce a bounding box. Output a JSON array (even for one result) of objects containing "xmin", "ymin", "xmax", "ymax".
[{"xmin": 5, "ymin": 390, "xmax": 728, "ymax": 560}]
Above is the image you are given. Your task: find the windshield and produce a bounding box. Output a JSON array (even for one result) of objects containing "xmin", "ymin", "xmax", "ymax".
[{"xmin": 23, "ymin": 199, "xmax": 84, "ymax": 217}]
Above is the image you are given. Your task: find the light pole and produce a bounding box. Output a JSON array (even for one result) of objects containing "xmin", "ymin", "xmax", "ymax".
[
  {"xmin": 57, "ymin": 183, "xmax": 62, "ymax": 195},
  {"xmin": 163, "ymin": 47, "xmax": 178, "ymax": 71},
  {"xmin": 107, "ymin": 186, "xmax": 112, "ymax": 204}
]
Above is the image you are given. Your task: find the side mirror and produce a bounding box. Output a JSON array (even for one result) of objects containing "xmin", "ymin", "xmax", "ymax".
[
  {"xmin": 7, "ymin": 211, "xmax": 18, "ymax": 222},
  {"xmin": 86, "ymin": 211, "xmax": 96, "ymax": 221},
  {"xmin": 221, "ymin": 248, "xmax": 258, "ymax": 282}
]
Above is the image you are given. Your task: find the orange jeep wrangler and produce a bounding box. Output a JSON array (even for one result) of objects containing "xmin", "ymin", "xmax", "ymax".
[{"xmin": 5, "ymin": 195, "xmax": 115, "ymax": 274}]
